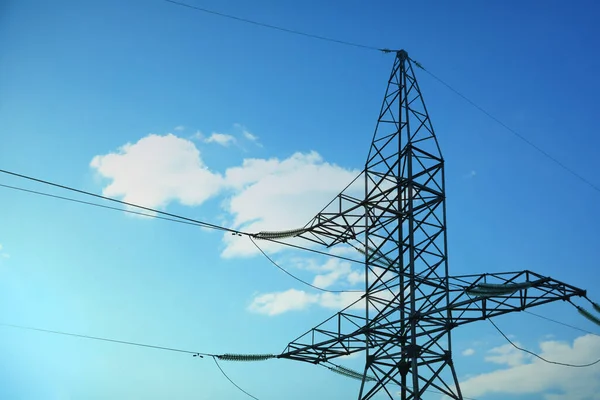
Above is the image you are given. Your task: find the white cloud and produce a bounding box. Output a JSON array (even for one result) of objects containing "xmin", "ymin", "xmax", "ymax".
[
  {"xmin": 0, "ymin": 244, "xmax": 3, "ymax": 251},
  {"xmin": 484, "ymin": 343, "xmax": 526, "ymax": 367},
  {"xmin": 243, "ymin": 130, "xmax": 258, "ymax": 142},
  {"xmin": 460, "ymin": 335, "xmax": 600, "ymax": 400},
  {"xmin": 248, "ymin": 289, "xmax": 364, "ymax": 316},
  {"xmin": 90, "ymin": 133, "xmax": 360, "ymax": 259},
  {"xmin": 248, "ymin": 289, "xmax": 319, "ymax": 316},
  {"xmin": 221, "ymin": 152, "xmax": 360, "ymax": 258},
  {"xmin": 311, "ymin": 259, "xmax": 353, "ymax": 289},
  {"xmin": 204, "ymin": 133, "xmax": 236, "ymax": 147},
  {"xmin": 90, "ymin": 134, "xmax": 224, "ymax": 209},
  {"xmin": 462, "ymin": 348, "xmax": 475, "ymax": 356},
  {"xmin": 191, "ymin": 130, "xmax": 203, "ymax": 141},
  {"xmin": 174, "ymin": 125, "xmax": 185, "ymax": 131}
]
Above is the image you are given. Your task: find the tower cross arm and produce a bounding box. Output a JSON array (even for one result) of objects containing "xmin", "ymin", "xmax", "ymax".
[
  {"xmin": 420, "ymin": 269, "xmax": 586, "ymax": 329},
  {"xmin": 278, "ymin": 297, "xmax": 370, "ymax": 364}
]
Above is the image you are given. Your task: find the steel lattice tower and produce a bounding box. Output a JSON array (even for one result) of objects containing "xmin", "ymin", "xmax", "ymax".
[{"xmin": 256, "ymin": 50, "xmax": 586, "ymax": 399}]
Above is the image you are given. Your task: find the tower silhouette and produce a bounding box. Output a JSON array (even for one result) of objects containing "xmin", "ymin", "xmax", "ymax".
[{"xmin": 256, "ymin": 50, "xmax": 586, "ymax": 399}]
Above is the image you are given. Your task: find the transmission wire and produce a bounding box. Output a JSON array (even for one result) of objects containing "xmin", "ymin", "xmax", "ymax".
[
  {"xmin": 0, "ymin": 183, "xmax": 205, "ymax": 228},
  {"xmin": 0, "ymin": 168, "xmax": 239, "ymax": 234},
  {"xmin": 0, "ymin": 322, "xmax": 213, "ymax": 357},
  {"xmin": 414, "ymin": 62, "xmax": 600, "ymax": 194},
  {"xmin": 488, "ymin": 319, "xmax": 600, "ymax": 368},
  {"xmin": 212, "ymin": 357, "xmax": 260, "ymax": 400},
  {"xmin": 524, "ymin": 310, "xmax": 600, "ymax": 337},
  {"xmin": 1, "ymin": 322, "xmax": 262, "ymax": 398},
  {"xmin": 250, "ymin": 237, "xmax": 362, "ymax": 293},
  {"xmin": 162, "ymin": 0, "xmax": 598, "ymax": 194},
  {"xmin": 163, "ymin": 0, "xmax": 391, "ymax": 53},
  {"xmin": 0, "ymin": 173, "xmax": 364, "ymax": 265}
]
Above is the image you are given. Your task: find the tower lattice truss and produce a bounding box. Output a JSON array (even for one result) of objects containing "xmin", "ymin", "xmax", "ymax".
[{"xmin": 253, "ymin": 50, "xmax": 587, "ymax": 399}]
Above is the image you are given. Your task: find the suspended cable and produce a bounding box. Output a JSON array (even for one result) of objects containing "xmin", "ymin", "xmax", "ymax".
[
  {"xmin": 0, "ymin": 175, "xmax": 365, "ymax": 266},
  {"xmin": 163, "ymin": 0, "xmax": 391, "ymax": 53},
  {"xmin": 212, "ymin": 356, "xmax": 261, "ymax": 400},
  {"xmin": 163, "ymin": 2, "xmax": 597, "ymax": 196},
  {"xmin": 0, "ymin": 168, "xmax": 239, "ymax": 234},
  {"xmin": 413, "ymin": 60, "xmax": 600, "ymax": 194},
  {"xmin": 250, "ymin": 237, "xmax": 362, "ymax": 293},
  {"xmin": 488, "ymin": 319, "xmax": 600, "ymax": 368},
  {"xmin": 524, "ymin": 310, "xmax": 600, "ymax": 337},
  {"xmin": 0, "ymin": 183, "xmax": 205, "ymax": 228},
  {"xmin": 0, "ymin": 322, "xmax": 213, "ymax": 357}
]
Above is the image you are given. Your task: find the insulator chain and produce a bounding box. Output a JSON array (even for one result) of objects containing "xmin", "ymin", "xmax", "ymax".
[{"xmin": 218, "ymin": 353, "xmax": 277, "ymax": 362}]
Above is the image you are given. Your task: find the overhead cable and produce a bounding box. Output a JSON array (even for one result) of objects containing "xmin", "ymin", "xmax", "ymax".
[
  {"xmin": 164, "ymin": 0, "xmax": 599, "ymax": 195},
  {"xmin": 0, "ymin": 168, "xmax": 239, "ymax": 234},
  {"xmin": 250, "ymin": 237, "xmax": 363, "ymax": 293},
  {"xmin": 0, "ymin": 322, "xmax": 213, "ymax": 357},
  {"xmin": 524, "ymin": 310, "xmax": 600, "ymax": 337},
  {"xmin": 163, "ymin": 0, "xmax": 391, "ymax": 53},
  {"xmin": 212, "ymin": 357, "xmax": 261, "ymax": 400},
  {"xmin": 413, "ymin": 61, "xmax": 600, "ymax": 194},
  {"xmin": 489, "ymin": 319, "xmax": 600, "ymax": 368},
  {"xmin": 0, "ymin": 183, "xmax": 204, "ymax": 228},
  {"xmin": 0, "ymin": 174, "xmax": 364, "ymax": 265}
]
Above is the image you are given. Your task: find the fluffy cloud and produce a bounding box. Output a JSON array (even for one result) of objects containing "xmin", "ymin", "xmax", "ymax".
[
  {"xmin": 248, "ymin": 289, "xmax": 320, "ymax": 315},
  {"xmin": 221, "ymin": 151, "xmax": 360, "ymax": 258},
  {"xmin": 460, "ymin": 335, "xmax": 600, "ymax": 400},
  {"xmin": 204, "ymin": 133, "xmax": 236, "ymax": 146},
  {"xmin": 248, "ymin": 289, "xmax": 364, "ymax": 316},
  {"xmin": 91, "ymin": 134, "xmax": 224, "ymax": 208},
  {"xmin": 90, "ymin": 134, "xmax": 360, "ymax": 259},
  {"xmin": 484, "ymin": 343, "xmax": 526, "ymax": 367}
]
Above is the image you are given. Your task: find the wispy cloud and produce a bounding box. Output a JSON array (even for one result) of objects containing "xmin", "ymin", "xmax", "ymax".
[
  {"xmin": 235, "ymin": 123, "xmax": 262, "ymax": 147},
  {"xmin": 243, "ymin": 131, "xmax": 258, "ymax": 142},
  {"xmin": 462, "ymin": 348, "xmax": 475, "ymax": 356},
  {"xmin": 464, "ymin": 170, "xmax": 477, "ymax": 179},
  {"xmin": 174, "ymin": 125, "xmax": 185, "ymax": 131},
  {"xmin": 191, "ymin": 130, "xmax": 203, "ymax": 141},
  {"xmin": 0, "ymin": 243, "xmax": 9, "ymax": 261},
  {"xmin": 204, "ymin": 132, "xmax": 236, "ymax": 147}
]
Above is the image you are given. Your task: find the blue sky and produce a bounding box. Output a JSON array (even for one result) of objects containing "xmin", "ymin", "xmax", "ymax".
[{"xmin": 1, "ymin": 0, "xmax": 600, "ymax": 399}]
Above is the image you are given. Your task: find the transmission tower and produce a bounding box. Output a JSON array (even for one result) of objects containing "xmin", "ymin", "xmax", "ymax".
[{"xmin": 255, "ymin": 50, "xmax": 587, "ymax": 399}]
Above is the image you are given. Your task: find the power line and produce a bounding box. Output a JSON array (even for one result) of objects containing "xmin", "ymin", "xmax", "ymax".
[
  {"xmin": 163, "ymin": 0, "xmax": 391, "ymax": 53},
  {"xmin": 488, "ymin": 318, "xmax": 600, "ymax": 368},
  {"xmin": 1, "ymin": 322, "xmax": 261, "ymax": 398},
  {"xmin": 162, "ymin": 0, "xmax": 598, "ymax": 195},
  {"xmin": 212, "ymin": 357, "xmax": 261, "ymax": 400},
  {"xmin": 0, "ymin": 183, "xmax": 205, "ymax": 228},
  {"xmin": 414, "ymin": 62, "xmax": 600, "ymax": 194},
  {"xmin": 0, "ymin": 171, "xmax": 364, "ymax": 265},
  {"xmin": 0, "ymin": 168, "xmax": 239, "ymax": 234},
  {"xmin": 0, "ymin": 322, "xmax": 213, "ymax": 357},
  {"xmin": 250, "ymin": 237, "xmax": 362, "ymax": 293},
  {"xmin": 524, "ymin": 310, "xmax": 600, "ymax": 337}
]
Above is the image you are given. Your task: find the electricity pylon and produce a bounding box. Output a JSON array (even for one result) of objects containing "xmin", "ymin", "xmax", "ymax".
[{"xmin": 256, "ymin": 50, "xmax": 587, "ymax": 399}]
